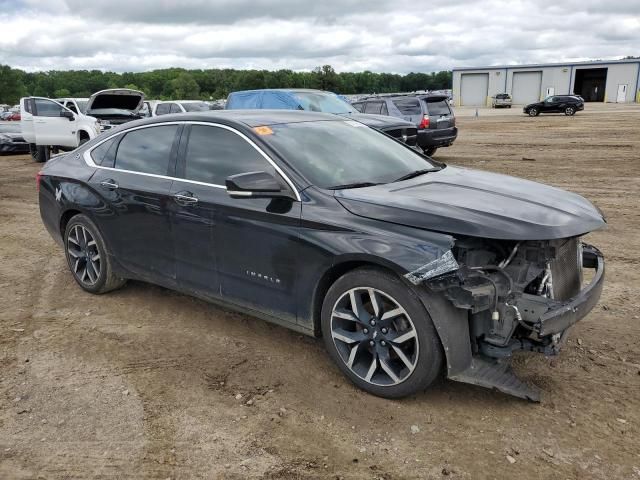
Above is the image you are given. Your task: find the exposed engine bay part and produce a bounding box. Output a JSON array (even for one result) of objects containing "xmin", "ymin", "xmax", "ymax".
[{"xmin": 418, "ymin": 236, "xmax": 605, "ymax": 401}]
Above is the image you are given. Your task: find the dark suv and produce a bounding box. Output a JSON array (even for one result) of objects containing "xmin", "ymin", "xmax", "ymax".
[
  {"xmin": 352, "ymin": 94, "xmax": 457, "ymax": 156},
  {"xmin": 523, "ymin": 96, "xmax": 584, "ymax": 117}
]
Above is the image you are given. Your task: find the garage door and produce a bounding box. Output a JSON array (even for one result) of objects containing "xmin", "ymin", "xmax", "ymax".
[
  {"xmin": 460, "ymin": 73, "xmax": 489, "ymax": 106},
  {"xmin": 511, "ymin": 71, "xmax": 542, "ymax": 104}
]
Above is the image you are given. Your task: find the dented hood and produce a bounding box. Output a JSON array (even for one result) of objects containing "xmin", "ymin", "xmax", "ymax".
[
  {"xmin": 335, "ymin": 166, "xmax": 606, "ymax": 240},
  {"xmin": 86, "ymin": 89, "xmax": 144, "ymax": 113}
]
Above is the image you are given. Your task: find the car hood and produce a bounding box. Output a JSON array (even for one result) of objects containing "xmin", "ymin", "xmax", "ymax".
[
  {"xmin": 340, "ymin": 112, "xmax": 415, "ymax": 130},
  {"xmin": 334, "ymin": 166, "xmax": 606, "ymax": 240},
  {"xmin": 86, "ymin": 89, "xmax": 145, "ymax": 114}
]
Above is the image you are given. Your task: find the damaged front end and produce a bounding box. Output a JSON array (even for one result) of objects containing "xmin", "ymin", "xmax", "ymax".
[{"xmin": 420, "ymin": 236, "xmax": 605, "ymax": 401}]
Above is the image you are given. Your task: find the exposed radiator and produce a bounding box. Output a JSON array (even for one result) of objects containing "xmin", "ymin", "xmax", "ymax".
[{"xmin": 550, "ymin": 237, "xmax": 582, "ymax": 301}]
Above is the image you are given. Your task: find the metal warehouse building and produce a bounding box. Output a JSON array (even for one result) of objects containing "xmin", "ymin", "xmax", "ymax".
[{"xmin": 452, "ymin": 59, "xmax": 640, "ymax": 106}]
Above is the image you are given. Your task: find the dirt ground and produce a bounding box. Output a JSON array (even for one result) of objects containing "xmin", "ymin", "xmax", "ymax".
[{"xmin": 1, "ymin": 104, "xmax": 639, "ymax": 479}]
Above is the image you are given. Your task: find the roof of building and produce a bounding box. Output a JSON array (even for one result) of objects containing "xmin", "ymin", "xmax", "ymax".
[{"xmin": 453, "ymin": 58, "xmax": 640, "ymax": 72}]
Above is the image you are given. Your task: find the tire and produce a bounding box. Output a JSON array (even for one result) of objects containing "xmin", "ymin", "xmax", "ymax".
[
  {"xmin": 423, "ymin": 147, "xmax": 438, "ymax": 157},
  {"xmin": 508, "ymin": 105, "xmax": 512, "ymax": 108},
  {"xmin": 565, "ymin": 106, "xmax": 576, "ymax": 116},
  {"xmin": 64, "ymin": 214, "xmax": 126, "ymax": 294},
  {"xmin": 321, "ymin": 267, "xmax": 443, "ymax": 398},
  {"xmin": 528, "ymin": 108, "xmax": 539, "ymax": 117},
  {"xmin": 30, "ymin": 144, "xmax": 47, "ymax": 163}
]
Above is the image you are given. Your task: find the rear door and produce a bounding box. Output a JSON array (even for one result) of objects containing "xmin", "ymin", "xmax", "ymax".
[
  {"xmin": 32, "ymin": 98, "xmax": 77, "ymax": 147},
  {"xmin": 172, "ymin": 122, "xmax": 302, "ymax": 322},
  {"xmin": 87, "ymin": 123, "xmax": 182, "ymax": 282}
]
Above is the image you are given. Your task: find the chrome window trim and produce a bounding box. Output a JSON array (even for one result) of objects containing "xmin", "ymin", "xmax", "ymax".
[{"xmin": 82, "ymin": 120, "xmax": 301, "ymax": 201}]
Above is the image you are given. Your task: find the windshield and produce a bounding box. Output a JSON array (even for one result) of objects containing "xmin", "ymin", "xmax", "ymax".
[
  {"xmin": 76, "ymin": 100, "xmax": 88, "ymax": 113},
  {"xmin": 292, "ymin": 92, "xmax": 354, "ymax": 114},
  {"xmin": 181, "ymin": 102, "xmax": 210, "ymax": 112},
  {"xmin": 260, "ymin": 120, "xmax": 437, "ymax": 189}
]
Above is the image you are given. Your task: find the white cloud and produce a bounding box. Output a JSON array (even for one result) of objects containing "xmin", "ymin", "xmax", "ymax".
[{"xmin": 1, "ymin": 0, "xmax": 639, "ymax": 72}]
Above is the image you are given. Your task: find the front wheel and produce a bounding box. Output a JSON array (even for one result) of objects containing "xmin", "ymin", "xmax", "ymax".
[
  {"xmin": 423, "ymin": 147, "xmax": 438, "ymax": 157},
  {"xmin": 64, "ymin": 214, "xmax": 126, "ymax": 294},
  {"xmin": 565, "ymin": 106, "xmax": 576, "ymax": 116},
  {"xmin": 29, "ymin": 144, "xmax": 48, "ymax": 163},
  {"xmin": 321, "ymin": 268, "xmax": 443, "ymax": 398},
  {"xmin": 528, "ymin": 108, "xmax": 539, "ymax": 117}
]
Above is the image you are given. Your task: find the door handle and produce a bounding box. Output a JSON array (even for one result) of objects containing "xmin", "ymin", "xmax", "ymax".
[
  {"xmin": 174, "ymin": 191, "xmax": 198, "ymax": 206},
  {"xmin": 99, "ymin": 179, "xmax": 119, "ymax": 190}
]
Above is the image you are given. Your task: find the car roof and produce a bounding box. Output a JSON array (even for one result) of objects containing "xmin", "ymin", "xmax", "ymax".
[
  {"xmin": 230, "ymin": 88, "xmax": 331, "ymax": 95},
  {"xmin": 125, "ymin": 109, "xmax": 346, "ymax": 129}
]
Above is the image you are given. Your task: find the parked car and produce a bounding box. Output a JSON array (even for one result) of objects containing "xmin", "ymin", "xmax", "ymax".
[
  {"xmin": 0, "ymin": 123, "xmax": 29, "ymax": 154},
  {"xmin": 37, "ymin": 110, "xmax": 605, "ymax": 401},
  {"xmin": 524, "ymin": 95, "xmax": 584, "ymax": 116},
  {"xmin": 54, "ymin": 97, "xmax": 89, "ymax": 115},
  {"xmin": 6, "ymin": 111, "xmax": 21, "ymax": 121},
  {"xmin": 491, "ymin": 93, "xmax": 512, "ymax": 108},
  {"xmin": 21, "ymin": 89, "xmax": 144, "ymax": 162},
  {"xmin": 352, "ymin": 94, "xmax": 457, "ymax": 156},
  {"xmin": 1, "ymin": 111, "xmax": 15, "ymax": 120},
  {"xmin": 153, "ymin": 100, "xmax": 211, "ymax": 116},
  {"xmin": 226, "ymin": 89, "xmax": 418, "ymax": 148},
  {"xmin": 84, "ymin": 89, "xmax": 145, "ymax": 130}
]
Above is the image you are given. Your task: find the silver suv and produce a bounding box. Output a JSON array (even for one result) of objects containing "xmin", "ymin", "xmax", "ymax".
[{"xmin": 352, "ymin": 94, "xmax": 457, "ymax": 156}]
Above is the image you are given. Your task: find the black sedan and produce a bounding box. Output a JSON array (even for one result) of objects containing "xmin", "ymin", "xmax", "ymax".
[
  {"xmin": 524, "ymin": 95, "xmax": 584, "ymax": 116},
  {"xmin": 0, "ymin": 123, "xmax": 29, "ymax": 154},
  {"xmin": 37, "ymin": 111, "xmax": 605, "ymax": 400}
]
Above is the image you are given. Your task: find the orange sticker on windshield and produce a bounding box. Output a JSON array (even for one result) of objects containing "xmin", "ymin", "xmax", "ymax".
[{"xmin": 253, "ymin": 126, "xmax": 273, "ymax": 135}]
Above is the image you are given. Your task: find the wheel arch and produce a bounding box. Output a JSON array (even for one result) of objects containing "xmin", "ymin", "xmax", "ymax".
[
  {"xmin": 310, "ymin": 255, "xmax": 413, "ymax": 337},
  {"xmin": 311, "ymin": 255, "xmax": 474, "ymax": 379},
  {"xmin": 77, "ymin": 129, "xmax": 92, "ymax": 144},
  {"xmin": 59, "ymin": 208, "xmax": 83, "ymax": 238}
]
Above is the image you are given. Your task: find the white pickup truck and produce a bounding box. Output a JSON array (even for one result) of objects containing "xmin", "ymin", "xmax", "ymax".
[{"xmin": 21, "ymin": 89, "xmax": 145, "ymax": 162}]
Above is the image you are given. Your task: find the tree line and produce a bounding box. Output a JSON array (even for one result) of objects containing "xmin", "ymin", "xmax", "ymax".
[{"xmin": 0, "ymin": 64, "xmax": 452, "ymax": 105}]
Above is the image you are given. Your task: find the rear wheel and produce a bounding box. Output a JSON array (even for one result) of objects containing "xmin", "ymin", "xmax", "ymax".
[
  {"xmin": 64, "ymin": 214, "xmax": 126, "ymax": 294},
  {"xmin": 321, "ymin": 267, "xmax": 443, "ymax": 398},
  {"xmin": 423, "ymin": 147, "xmax": 438, "ymax": 157},
  {"xmin": 528, "ymin": 107, "xmax": 539, "ymax": 117},
  {"xmin": 565, "ymin": 106, "xmax": 576, "ymax": 116}
]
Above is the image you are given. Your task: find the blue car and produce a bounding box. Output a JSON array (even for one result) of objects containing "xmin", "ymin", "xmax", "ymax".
[{"xmin": 226, "ymin": 89, "xmax": 418, "ymax": 147}]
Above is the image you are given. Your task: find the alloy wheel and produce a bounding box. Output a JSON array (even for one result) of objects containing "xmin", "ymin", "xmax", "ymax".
[
  {"xmin": 67, "ymin": 225, "xmax": 101, "ymax": 286},
  {"xmin": 330, "ymin": 287, "xmax": 419, "ymax": 386}
]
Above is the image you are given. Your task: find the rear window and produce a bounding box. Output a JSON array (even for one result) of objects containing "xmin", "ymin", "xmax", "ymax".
[
  {"xmin": 114, "ymin": 125, "xmax": 178, "ymax": 175},
  {"xmin": 423, "ymin": 97, "xmax": 451, "ymax": 116},
  {"xmin": 180, "ymin": 102, "xmax": 209, "ymax": 112},
  {"xmin": 392, "ymin": 97, "xmax": 421, "ymax": 115},
  {"xmin": 90, "ymin": 136, "xmax": 119, "ymax": 167}
]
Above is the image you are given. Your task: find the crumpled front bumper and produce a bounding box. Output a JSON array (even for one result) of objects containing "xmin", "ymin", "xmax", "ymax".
[{"xmin": 516, "ymin": 244, "xmax": 605, "ymax": 337}]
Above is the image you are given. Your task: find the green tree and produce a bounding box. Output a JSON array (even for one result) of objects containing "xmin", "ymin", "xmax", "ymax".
[
  {"xmin": 0, "ymin": 65, "xmax": 26, "ymax": 104},
  {"xmin": 170, "ymin": 72, "xmax": 200, "ymax": 99},
  {"xmin": 54, "ymin": 88, "xmax": 71, "ymax": 98}
]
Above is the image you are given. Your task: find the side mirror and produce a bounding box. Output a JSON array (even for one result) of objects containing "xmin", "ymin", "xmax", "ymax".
[
  {"xmin": 226, "ymin": 171, "xmax": 293, "ymax": 200},
  {"xmin": 60, "ymin": 110, "xmax": 75, "ymax": 121}
]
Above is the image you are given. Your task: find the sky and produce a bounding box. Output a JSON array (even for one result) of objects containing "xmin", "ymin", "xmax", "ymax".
[{"xmin": 0, "ymin": 0, "xmax": 639, "ymax": 73}]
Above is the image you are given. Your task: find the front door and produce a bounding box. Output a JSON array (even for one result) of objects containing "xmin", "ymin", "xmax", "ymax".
[
  {"xmin": 174, "ymin": 123, "xmax": 301, "ymax": 323},
  {"xmin": 32, "ymin": 98, "xmax": 77, "ymax": 147},
  {"xmin": 617, "ymin": 84, "xmax": 628, "ymax": 103},
  {"xmin": 87, "ymin": 124, "xmax": 181, "ymax": 282}
]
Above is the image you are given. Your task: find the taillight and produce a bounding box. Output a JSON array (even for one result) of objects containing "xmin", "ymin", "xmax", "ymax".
[
  {"xmin": 36, "ymin": 172, "xmax": 43, "ymax": 192},
  {"xmin": 419, "ymin": 115, "xmax": 430, "ymax": 129}
]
